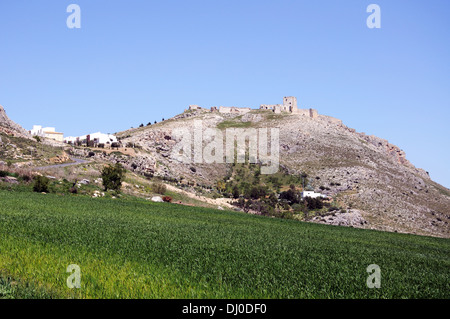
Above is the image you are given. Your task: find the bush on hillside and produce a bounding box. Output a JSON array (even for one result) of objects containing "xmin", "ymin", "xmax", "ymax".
[
  {"xmin": 152, "ymin": 182, "xmax": 166, "ymax": 195},
  {"xmin": 101, "ymin": 163, "xmax": 125, "ymax": 192},
  {"xmin": 33, "ymin": 176, "xmax": 50, "ymax": 193},
  {"xmin": 304, "ymin": 197, "xmax": 324, "ymax": 210}
]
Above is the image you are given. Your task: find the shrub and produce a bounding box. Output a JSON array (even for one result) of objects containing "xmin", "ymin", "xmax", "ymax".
[
  {"xmin": 278, "ymin": 211, "xmax": 294, "ymax": 220},
  {"xmin": 291, "ymin": 203, "xmax": 305, "ymax": 213},
  {"xmin": 98, "ymin": 143, "xmax": 105, "ymax": 148},
  {"xmin": 33, "ymin": 176, "xmax": 50, "ymax": 193},
  {"xmin": 249, "ymin": 186, "xmax": 266, "ymax": 200},
  {"xmin": 101, "ymin": 163, "xmax": 125, "ymax": 192},
  {"xmin": 232, "ymin": 185, "xmax": 240, "ymax": 199},
  {"xmin": 304, "ymin": 197, "xmax": 324, "ymax": 210},
  {"xmin": 279, "ymin": 189, "xmax": 300, "ymax": 204},
  {"xmin": 20, "ymin": 173, "xmax": 33, "ymax": 183},
  {"xmin": 152, "ymin": 182, "xmax": 166, "ymax": 195}
]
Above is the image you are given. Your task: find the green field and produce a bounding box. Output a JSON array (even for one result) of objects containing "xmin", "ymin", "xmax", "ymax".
[{"xmin": 0, "ymin": 190, "xmax": 449, "ymax": 299}]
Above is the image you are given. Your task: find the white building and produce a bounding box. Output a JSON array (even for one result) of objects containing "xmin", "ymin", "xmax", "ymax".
[
  {"xmin": 301, "ymin": 191, "xmax": 327, "ymax": 199},
  {"xmin": 64, "ymin": 132, "xmax": 117, "ymax": 146},
  {"xmin": 30, "ymin": 125, "xmax": 64, "ymax": 142},
  {"xmin": 30, "ymin": 125, "xmax": 44, "ymax": 136}
]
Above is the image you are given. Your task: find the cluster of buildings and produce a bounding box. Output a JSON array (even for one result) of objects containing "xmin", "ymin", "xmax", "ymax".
[
  {"xmin": 30, "ymin": 96, "xmax": 331, "ymax": 146},
  {"xmin": 64, "ymin": 132, "xmax": 118, "ymax": 146},
  {"xmin": 30, "ymin": 125, "xmax": 117, "ymax": 147}
]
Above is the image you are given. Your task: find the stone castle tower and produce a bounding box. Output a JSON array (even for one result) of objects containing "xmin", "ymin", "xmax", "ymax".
[
  {"xmin": 260, "ymin": 96, "xmax": 298, "ymax": 113},
  {"xmin": 283, "ymin": 96, "xmax": 297, "ymax": 112}
]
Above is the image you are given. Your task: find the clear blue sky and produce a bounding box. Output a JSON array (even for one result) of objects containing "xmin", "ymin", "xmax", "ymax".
[{"xmin": 1, "ymin": 0, "xmax": 449, "ymax": 188}]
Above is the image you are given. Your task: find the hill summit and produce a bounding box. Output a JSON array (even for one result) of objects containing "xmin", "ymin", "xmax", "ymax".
[{"xmin": 110, "ymin": 101, "xmax": 449, "ymax": 238}]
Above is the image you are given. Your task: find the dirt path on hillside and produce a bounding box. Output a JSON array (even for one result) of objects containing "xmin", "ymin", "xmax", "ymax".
[{"xmin": 164, "ymin": 184, "xmax": 235, "ymax": 209}]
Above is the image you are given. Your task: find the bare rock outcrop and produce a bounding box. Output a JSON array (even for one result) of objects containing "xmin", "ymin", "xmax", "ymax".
[
  {"xmin": 312, "ymin": 209, "xmax": 368, "ymax": 228},
  {"xmin": 0, "ymin": 105, "xmax": 32, "ymax": 138}
]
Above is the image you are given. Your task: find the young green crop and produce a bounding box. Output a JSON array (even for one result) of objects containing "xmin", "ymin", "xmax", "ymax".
[{"xmin": 0, "ymin": 190, "xmax": 448, "ymax": 299}]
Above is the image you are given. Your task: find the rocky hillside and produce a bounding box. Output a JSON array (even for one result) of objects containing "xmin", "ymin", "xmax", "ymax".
[
  {"xmin": 0, "ymin": 105, "xmax": 31, "ymax": 139},
  {"xmin": 0, "ymin": 105, "xmax": 68, "ymax": 166},
  {"xmin": 115, "ymin": 108, "xmax": 449, "ymax": 238}
]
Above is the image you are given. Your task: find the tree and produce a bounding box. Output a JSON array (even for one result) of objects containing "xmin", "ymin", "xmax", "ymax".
[
  {"xmin": 279, "ymin": 189, "xmax": 300, "ymax": 204},
  {"xmin": 101, "ymin": 163, "xmax": 125, "ymax": 192},
  {"xmin": 249, "ymin": 185, "xmax": 267, "ymax": 200},
  {"xmin": 301, "ymin": 172, "xmax": 308, "ymax": 188},
  {"xmin": 232, "ymin": 185, "xmax": 240, "ymax": 199},
  {"xmin": 33, "ymin": 176, "xmax": 50, "ymax": 193},
  {"xmin": 265, "ymin": 191, "xmax": 278, "ymax": 207},
  {"xmin": 139, "ymin": 123, "xmax": 144, "ymax": 127},
  {"xmin": 253, "ymin": 167, "xmax": 261, "ymax": 183},
  {"xmin": 305, "ymin": 197, "xmax": 323, "ymax": 210},
  {"xmin": 216, "ymin": 180, "xmax": 226, "ymax": 193}
]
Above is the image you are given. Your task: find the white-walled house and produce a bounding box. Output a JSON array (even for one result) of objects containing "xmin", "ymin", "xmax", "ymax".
[
  {"xmin": 30, "ymin": 125, "xmax": 44, "ymax": 136},
  {"xmin": 301, "ymin": 191, "xmax": 327, "ymax": 199},
  {"xmin": 30, "ymin": 125, "xmax": 64, "ymax": 142}
]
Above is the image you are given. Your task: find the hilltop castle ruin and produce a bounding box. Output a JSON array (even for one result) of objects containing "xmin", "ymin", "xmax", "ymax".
[
  {"xmin": 260, "ymin": 96, "xmax": 298, "ymax": 113},
  {"xmin": 260, "ymin": 96, "xmax": 319, "ymax": 118},
  {"xmin": 187, "ymin": 96, "xmax": 320, "ymax": 119}
]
